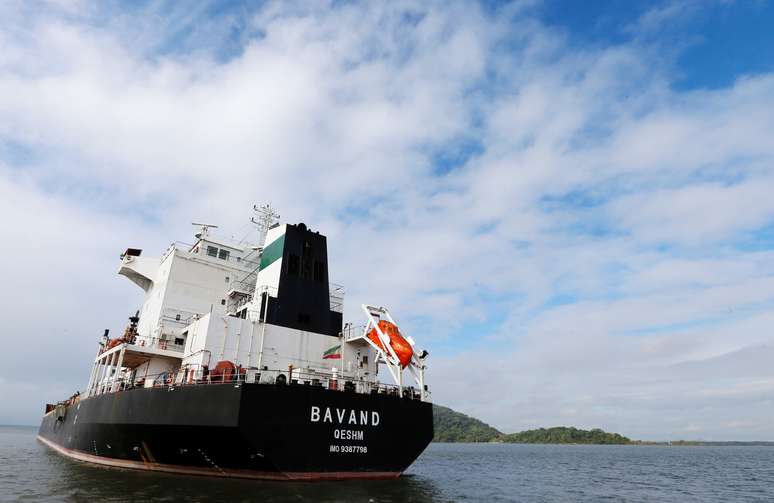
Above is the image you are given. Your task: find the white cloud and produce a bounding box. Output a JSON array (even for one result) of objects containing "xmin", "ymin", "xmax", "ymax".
[{"xmin": 0, "ymin": 1, "xmax": 773, "ymax": 440}]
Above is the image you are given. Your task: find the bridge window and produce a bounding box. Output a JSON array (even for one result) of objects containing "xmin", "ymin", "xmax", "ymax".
[
  {"xmin": 207, "ymin": 246, "xmax": 218, "ymax": 257},
  {"xmin": 218, "ymin": 249, "xmax": 230, "ymax": 260}
]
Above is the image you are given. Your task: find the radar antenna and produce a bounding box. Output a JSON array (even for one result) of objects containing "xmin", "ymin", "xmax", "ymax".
[
  {"xmin": 251, "ymin": 204, "xmax": 280, "ymax": 246},
  {"xmin": 192, "ymin": 222, "xmax": 219, "ymax": 239}
]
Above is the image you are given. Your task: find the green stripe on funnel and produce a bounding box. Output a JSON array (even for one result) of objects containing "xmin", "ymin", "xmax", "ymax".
[{"xmin": 259, "ymin": 234, "xmax": 285, "ymax": 270}]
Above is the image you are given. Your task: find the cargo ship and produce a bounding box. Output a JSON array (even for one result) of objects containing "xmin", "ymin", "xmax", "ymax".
[{"xmin": 38, "ymin": 206, "xmax": 433, "ymax": 480}]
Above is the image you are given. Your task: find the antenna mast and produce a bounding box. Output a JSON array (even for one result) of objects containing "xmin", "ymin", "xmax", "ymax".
[
  {"xmin": 192, "ymin": 222, "xmax": 219, "ymax": 239},
  {"xmin": 251, "ymin": 204, "xmax": 280, "ymax": 246}
]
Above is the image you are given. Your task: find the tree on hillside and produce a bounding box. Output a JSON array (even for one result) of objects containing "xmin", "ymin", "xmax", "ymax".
[
  {"xmin": 432, "ymin": 405, "xmax": 631, "ymax": 444},
  {"xmin": 432, "ymin": 405, "xmax": 502, "ymax": 442}
]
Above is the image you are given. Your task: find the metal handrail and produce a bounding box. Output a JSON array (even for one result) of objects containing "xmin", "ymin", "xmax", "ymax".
[
  {"xmin": 132, "ymin": 336, "xmax": 185, "ymax": 353},
  {"xmin": 93, "ymin": 367, "xmax": 427, "ymax": 401},
  {"xmin": 167, "ymin": 241, "xmax": 262, "ymax": 269},
  {"xmin": 229, "ymin": 292, "xmax": 254, "ymax": 312},
  {"xmin": 159, "ymin": 307, "xmax": 199, "ymax": 325},
  {"xmin": 343, "ymin": 324, "xmax": 368, "ymax": 341},
  {"xmin": 227, "ymin": 279, "xmax": 255, "ymax": 295},
  {"xmin": 329, "ymin": 283, "xmax": 345, "ymax": 313}
]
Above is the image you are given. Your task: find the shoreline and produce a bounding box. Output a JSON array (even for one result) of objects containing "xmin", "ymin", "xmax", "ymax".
[{"xmin": 430, "ymin": 440, "xmax": 774, "ymax": 446}]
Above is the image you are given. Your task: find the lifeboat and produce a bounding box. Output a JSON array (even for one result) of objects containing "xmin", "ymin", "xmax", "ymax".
[
  {"xmin": 367, "ymin": 320, "xmax": 413, "ymax": 368},
  {"xmin": 210, "ymin": 361, "xmax": 246, "ymax": 382},
  {"xmin": 210, "ymin": 360, "xmax": 235, "ymax": 382},
  {"xmin": 105, "ymin": 338, "xmax": 123, "ymax": 351}
]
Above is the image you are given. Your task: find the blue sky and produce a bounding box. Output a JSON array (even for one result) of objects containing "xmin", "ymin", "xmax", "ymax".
[
  {"xmin": 2, "ymin": 0, "xmax": 774, "ymax": 440},
  {"xmin": 538, "ymin": 0, "xmax": 774, "ymax": 90}
]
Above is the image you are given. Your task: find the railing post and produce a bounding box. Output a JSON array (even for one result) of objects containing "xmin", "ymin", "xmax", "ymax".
[
  {"xmin": 101, "ymin": 351, "xmax": 116, "ymax": 394},
  {"xmin": 111, "ymin": 345, "xmax": 126, "ymax": 392},
  {"xmin": 85, "ymin": 361, "xmax": 98, "ymax": 398},
  {"xmin": 419, "ymin": 365, "xmax": 425, "ymax": 401},
  {"xmin": 93, "ymin": 355, "xmax": 106, "ymax": 396}
]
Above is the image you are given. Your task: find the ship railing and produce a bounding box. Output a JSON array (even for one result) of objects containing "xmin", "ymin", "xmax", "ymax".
[
  {"xmin": 250, "ymin": 367, "xmax": 421, "ymax": 398},
  {"xmin": 165, "ymin": 241, "xmax": 263, "ymax": 270},
  {"xmin": 329, "ymin": 283, "xmax": 345, "ymax": 314},
  {"xmin": 99, "ymin": 367, "xmax": 426, "ymax": 401},
  {"xmin": 228, "ymin": 279, "xmax": 256, "ymax": 298},
  {"xmin": 131, "ymin": 336, "xmax": 185, "ymax": 353},
  {"xmin": 159, "ymin": 307, "xmax": 199, "ymax": 327},
  {"xmin": 342, "ymin": 324, "xmax": 369, "ymax": 341},
  {"xmin": 227, "ymin": 291, "xmax": 254, "ymax": 314}
]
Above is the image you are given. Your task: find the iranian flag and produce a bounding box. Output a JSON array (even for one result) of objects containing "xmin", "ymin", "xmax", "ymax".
[{"xmin": 323, "ymin": 345, "xmax": 341, "ymax": 359}]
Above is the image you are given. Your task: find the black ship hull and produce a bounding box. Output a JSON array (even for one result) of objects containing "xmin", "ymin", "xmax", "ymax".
[{"xmin": 38, "ymin": 383, "xmax": 433, "ymax": 480}]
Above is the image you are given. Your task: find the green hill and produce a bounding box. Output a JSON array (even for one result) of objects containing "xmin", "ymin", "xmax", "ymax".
[
  {"xmin": 432, "ymin": 404, "xmax": 503, "ymax": 442},
  {"xmin": 502, "ymin": 426, "xmax": 631, "ymax": 444},
  {"xmin": 433, "ymin": 405, "xmax": 631, "ymax": 444}
]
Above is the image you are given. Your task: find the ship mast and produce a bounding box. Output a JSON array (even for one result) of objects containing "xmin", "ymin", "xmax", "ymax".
[
  {"xmin": 251, "ymin": 203, "xmax": 280, "ymax": 247},
  {"xmin": 192, "ymin": 222, "xmax": 219, "ymax": 240}
]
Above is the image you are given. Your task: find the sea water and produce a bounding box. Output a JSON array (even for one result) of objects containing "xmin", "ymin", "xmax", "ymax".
[{"xmin": 2, "ymin": 426, "xmax": 773, "ymax": 502}]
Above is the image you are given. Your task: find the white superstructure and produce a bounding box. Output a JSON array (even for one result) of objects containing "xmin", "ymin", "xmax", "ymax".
[{"xmin": 84, "ymin": 207, "xmax": 430, "ymax": 403}]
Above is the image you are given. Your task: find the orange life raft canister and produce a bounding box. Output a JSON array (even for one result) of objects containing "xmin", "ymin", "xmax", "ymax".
[{"xmin": 367, "ymin": 320, "xmax": 413, "ymax": 368}]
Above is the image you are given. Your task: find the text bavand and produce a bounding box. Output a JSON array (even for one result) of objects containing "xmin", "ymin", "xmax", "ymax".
[{"xmin": 310, "ymin": 406, "xmax": 380, "ymax": 426}]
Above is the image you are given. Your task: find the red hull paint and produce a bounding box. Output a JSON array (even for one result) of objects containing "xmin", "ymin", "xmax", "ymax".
[{"xmin": 37, "ymin": 435, "xmax": 401, "ymax": 481}]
